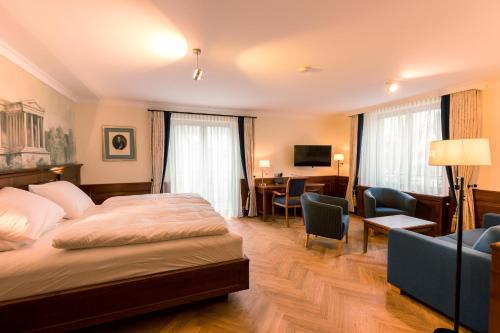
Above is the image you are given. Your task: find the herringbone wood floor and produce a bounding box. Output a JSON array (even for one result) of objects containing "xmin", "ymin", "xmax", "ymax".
[{"xmin": 82, "ymin": 215, "xmax": 465, "ymax": 333}]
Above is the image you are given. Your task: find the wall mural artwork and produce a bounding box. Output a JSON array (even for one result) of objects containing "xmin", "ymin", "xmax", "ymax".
[{"xmin": 0, "ymin": 99, "xmax": 76, "ymax": 170}]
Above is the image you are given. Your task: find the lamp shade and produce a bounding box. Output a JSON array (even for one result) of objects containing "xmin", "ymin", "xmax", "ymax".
[
  {"xmin": 429, "ymin": 138, "xmax": 491, "ymax": 166},
  {"xmin": 333, "ymin": 153, "xmax": 345, "ymax": 161},
  {"xmin": 259, "ymin": 160, "xmax": 270, "ymax": 168}
]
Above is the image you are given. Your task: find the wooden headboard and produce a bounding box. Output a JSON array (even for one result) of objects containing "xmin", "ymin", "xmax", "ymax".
[{"xmin": 0, "ymin": 164, "xmax": 82, "ymax": 190}]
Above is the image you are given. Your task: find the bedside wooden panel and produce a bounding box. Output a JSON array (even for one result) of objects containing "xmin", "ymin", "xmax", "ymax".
[{"xmin": 80, "ymin": 182, "xmax": 152, "ymax": 204}]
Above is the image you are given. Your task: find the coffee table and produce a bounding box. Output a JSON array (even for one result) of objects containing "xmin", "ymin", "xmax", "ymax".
[{"xmin": 363, "ymin": 215, "xmax": 437, "ymax": 253}]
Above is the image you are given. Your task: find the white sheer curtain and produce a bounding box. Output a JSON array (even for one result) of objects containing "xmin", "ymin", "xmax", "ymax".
[
  {"xmin": 359, "ymin": 97, "xmax": 448, "ymax": 195},
  {"xmin": 165, "ymin": 113, "xmax": 242, "ymax": 217}
]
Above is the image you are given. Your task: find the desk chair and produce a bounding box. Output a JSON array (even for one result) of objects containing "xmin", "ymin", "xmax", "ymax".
[{"xmin": 272, "ymin": 177, "xmax": 307, "ymax": 227}]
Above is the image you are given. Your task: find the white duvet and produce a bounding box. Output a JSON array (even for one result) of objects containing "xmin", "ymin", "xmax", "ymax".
[{"xmin": 52, "ymin": 193, "xmax": 228, "ymax": 250}]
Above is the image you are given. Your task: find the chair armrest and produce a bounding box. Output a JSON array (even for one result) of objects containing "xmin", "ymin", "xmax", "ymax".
[
  {"xmin": 399, "ymin": 193, "xmax": 417, "ymax": 216},
  {"xmin": 363, "ymin": 190, "xmax": 376, "ymax": 218},
  {"xmin": 391, "ymin": 191, "xmax": 418, "ymax": 216},
  {"xmin": 303, "ymin": 200, "xmax": 345, "ymax": 239},
  {"xmin": 315, "ymin": 194, "xmax": 348, "ymax": 214},
  {"xmin": 483, "ymin": 213, "xmax": 500, "ymax": 228}
]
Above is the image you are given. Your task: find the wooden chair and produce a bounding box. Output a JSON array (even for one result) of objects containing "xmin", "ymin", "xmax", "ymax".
[{"xmin": 271, "ymin": 177, "xmax": 307, "ymax": 227}]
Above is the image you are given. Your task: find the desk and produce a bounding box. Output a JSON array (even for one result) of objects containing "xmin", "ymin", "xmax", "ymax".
[{"xmin": 256, "ymin": 182, "xmax": 325, "ymax": 220}]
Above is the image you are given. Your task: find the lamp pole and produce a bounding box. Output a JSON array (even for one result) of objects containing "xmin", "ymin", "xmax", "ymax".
[
  {"xmin": 435, "ymin": 175, "xmax": 463, "ymax": 333},
  {"xmin": 261, "ymin": 167, "xmax": 264, "ymax": 186},
  {"xmin": 453, "ymin": 176, "xmax": 464, "ymax": 333}
]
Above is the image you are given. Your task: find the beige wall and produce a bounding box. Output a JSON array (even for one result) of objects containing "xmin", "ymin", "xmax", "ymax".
[
  {"xmin": 0, "ymin": 55, "xmax": 73, "ymax": 124},
  {"xmin": 74, "ymin": 101, "xmax": 151, "ymax": 184},
  {"xmin": 71, "ymin": 83, "xmax": 500, "ymax": 190},
  {"xmin": 254, "ymin": 115, "xmax": 350, "ymax": 178},
  {"xmin": 74, "ymin": 101, "xmax": 351, "ymax": 184},
  {"xmin": 477, "ymin": 81, "xmax": 500, "ymax": 191}
]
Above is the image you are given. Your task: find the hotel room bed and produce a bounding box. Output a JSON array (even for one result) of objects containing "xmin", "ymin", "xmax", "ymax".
[
  {"xmin": 0, "ymin": 165, "xmax": 249, "ymax": 332},
  {"xmin": 0, "ymin": 225, "xmax": 243, "ymax": 302}
]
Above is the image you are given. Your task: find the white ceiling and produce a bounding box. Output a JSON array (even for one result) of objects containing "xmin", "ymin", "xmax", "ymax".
[{"xmin": 1, "ymin": 0, "xmax": 500, "ymax": 113}]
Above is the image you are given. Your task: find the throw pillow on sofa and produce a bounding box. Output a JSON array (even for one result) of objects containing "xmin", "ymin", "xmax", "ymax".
[{"xmin": 472, "ymin": 226, "xmax": 500, "ymax": 254}]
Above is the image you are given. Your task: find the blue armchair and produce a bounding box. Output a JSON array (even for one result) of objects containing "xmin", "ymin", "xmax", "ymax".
[
  {"xmin": 300, "ymin": 192, "xmax": 349, "ymax": 255},
  {"xmin": 364, "ymin": 187, "xmax": 417, "ymax": 218},
  {"xmin": 387, "ymin": 213, "xmax": 500, "ymax": 333}
]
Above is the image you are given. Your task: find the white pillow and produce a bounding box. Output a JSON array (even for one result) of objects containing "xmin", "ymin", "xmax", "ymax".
[
  {"xmin": 0, "ymin": 187, "xmax": 65, "ymax": 249},
  {"xmin": 0, "ymin": 209, "xmax": 29, "ymax": 240},
  {"xmin": 29, "ymin": 181, "xmax": 95, "ymax": 219},
  {"xmin": 0, "ymin": 209, "xmax": 29, "ymax": 251}
]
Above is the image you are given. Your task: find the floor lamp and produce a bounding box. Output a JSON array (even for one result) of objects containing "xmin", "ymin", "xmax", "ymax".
[{"xmin": 429, "ymin": 138, "xmax": 491, "ymax": 333}]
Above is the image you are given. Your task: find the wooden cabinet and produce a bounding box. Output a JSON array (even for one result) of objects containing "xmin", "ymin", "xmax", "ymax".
[
  {"xmin": 308, "ymin": 175, "xmax": 349, "ymax": 198},
  {"xmin": 474, "ymin": 189, "xmax": 500, "ymax": 228}
]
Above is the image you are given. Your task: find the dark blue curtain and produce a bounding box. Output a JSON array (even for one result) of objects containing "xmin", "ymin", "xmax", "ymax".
[
  {"xmin": 440, "ymin": 94, "xmax": 456, "ymax": 203},
  {"xmin": 354, "ymin": 113, "xmax": 364, "ymax": 188},
  {"xmin": 160, "ymin": 112, "xmax": 171, "ymax": 192},
  {"xmin": 237, "ymin": 116, "xmax": 248, "ymax": 180}
]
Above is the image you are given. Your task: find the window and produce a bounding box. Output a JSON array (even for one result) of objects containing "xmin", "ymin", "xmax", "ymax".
[
  {"xmin": 165, "ymin": 113, "xmax": 242, "ymax": 217},
  {"xmin": 358, "ymin": 97, "xmax": 447, "ymax": 195}
]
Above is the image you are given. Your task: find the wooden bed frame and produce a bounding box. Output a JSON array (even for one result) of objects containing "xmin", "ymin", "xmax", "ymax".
[{"xmin": 0, "ymin": 164, "xmax": 250, "ymax": 332}]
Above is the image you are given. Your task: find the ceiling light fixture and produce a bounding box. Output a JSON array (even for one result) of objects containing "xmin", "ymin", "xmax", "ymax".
[
  {"xmin": 298, "ymin": 65, "xmax": 322, "ymax": 73},
  {"xmin": 193, "ymin": 48, "xmax": 203, "ymax": 81},
  {"xmin": 387, "ymin": 81, "xmax": 399, "ymax": 93},
  {"xmin": 298, "ymin": 65, "xmax": 312, "ymax": 73}
]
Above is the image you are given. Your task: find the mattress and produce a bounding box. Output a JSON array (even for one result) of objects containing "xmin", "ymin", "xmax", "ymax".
[{"xmin": 0, "ymin": 219, "xmax": 243, "ymax": 302}]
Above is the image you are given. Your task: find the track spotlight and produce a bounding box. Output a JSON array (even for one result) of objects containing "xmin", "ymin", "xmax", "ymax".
[{"xmin": 193, "ymin": 48, "xmax": 203, "ymax": 81}]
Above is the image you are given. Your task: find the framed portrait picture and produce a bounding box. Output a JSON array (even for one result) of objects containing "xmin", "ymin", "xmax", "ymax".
[{"xmin": 102, "ymin": 126, "xmax": 136, "ymax": 161}]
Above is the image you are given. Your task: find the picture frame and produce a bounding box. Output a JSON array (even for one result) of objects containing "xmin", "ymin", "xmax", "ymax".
[{"xmin": 102, "ymin": 126, "xmax": 136, "ymax": 161}]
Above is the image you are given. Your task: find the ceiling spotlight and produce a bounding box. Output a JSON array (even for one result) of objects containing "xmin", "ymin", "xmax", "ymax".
[
  {"xmin": 298, "ymin": 65, "xmax": 312, "ymax": 73},
  {"xmin": 387, "ymin": 81, "xmax": 399, "ymax": 93},
  {"xmin": 193, "ymin": 48, "xmax": 203, "ymax": 81},
  {"xmin": 298, "ymin": 65, "xmax": 322, "ymax": 73}
]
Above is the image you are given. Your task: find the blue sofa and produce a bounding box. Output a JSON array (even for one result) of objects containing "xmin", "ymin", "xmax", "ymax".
[{"xmin": 387, "ymin": 213, "xmax": 500, "ymax": 333}]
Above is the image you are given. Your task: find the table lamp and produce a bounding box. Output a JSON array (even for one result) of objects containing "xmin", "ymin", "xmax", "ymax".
[
  {"xmin": 50, "ymin": 167, "xmax": 65, "ymax": 181},
  {"xmin": 429, "ymin": 138, "xmax": 491, "ymax": 333},
  {"xmin": 333, "ymin": 153, "xmax": 344, "ymax": 176},
  {"xmin": 259, "ymin": 160, "xmax": 270, "ymax": 186}
]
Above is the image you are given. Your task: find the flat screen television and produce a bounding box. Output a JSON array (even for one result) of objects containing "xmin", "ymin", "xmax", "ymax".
[{"xmin": 294, "ymin": 145, "xmax": 332, "ymax": 167}]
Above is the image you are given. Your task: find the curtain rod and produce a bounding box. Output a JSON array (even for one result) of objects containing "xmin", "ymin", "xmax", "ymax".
[
  {"xmin": 147, "ymin": 109, "xmax": 257, "ymax": 119},
  {"xmin": 347, "ymin": 88, "xmax": 482, "ymax": 117}
]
